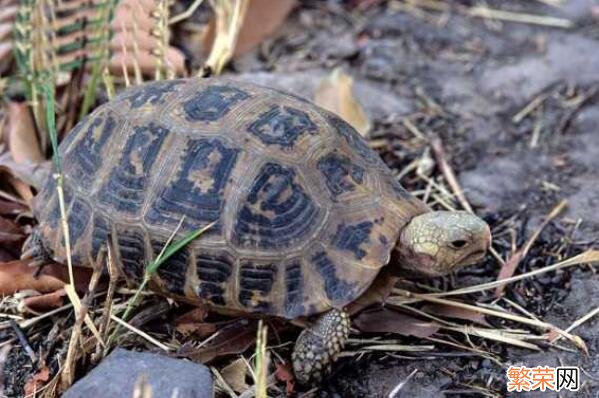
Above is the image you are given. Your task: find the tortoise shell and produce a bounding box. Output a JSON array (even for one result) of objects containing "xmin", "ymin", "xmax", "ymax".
[{"xmin": 33, "ymin": 78, "xmax": 428, "ymax": 319}]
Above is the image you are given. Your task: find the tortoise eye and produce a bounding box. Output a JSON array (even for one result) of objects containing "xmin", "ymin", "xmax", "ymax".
[{"xmin": 449, "ymin": 240, "xmax": 468, "ymax": 249}]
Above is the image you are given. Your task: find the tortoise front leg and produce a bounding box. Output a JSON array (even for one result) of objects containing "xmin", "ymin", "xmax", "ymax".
[
  {"xmin": 21, "ymin": 229, "xmax": 52, "ymax": 267},
  {"xmin": 292, "ymin": 308, "xmax": 350, "ymax": 385}
]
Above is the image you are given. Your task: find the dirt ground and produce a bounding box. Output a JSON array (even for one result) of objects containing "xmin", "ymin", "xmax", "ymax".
[
  {"xmin": 227, "ymin": 1, "xmax": 599, "ymax": 397},
  {"xmin": 2, "ymin": 1, "xmax": 599, "ymax": 397}
]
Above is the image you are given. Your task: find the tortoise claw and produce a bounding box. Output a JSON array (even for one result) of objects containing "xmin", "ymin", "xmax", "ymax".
[{"xmin": 21, "ymin": 230, "xmax": 52, "ymax": 267}]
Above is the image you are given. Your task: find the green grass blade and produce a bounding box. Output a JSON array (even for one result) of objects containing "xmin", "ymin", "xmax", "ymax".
[
  {"xmin": 39, "ymin": 78, "xmax": 61, "ymax": 173},
  {"xmin": 118, "ymin": 221, "xmax": 216, "ymax": 324},
  {"xmin": 147, "ymin": 221, "xmax": 216, "ymax": 275}
]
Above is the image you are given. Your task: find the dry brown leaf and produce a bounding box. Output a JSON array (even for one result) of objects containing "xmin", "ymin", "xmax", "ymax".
[
  {"xmin": 0, "ymin": 260, "xmax": 92, "ymax": 296},
  {"xmin": 494, "ymin": 200, "xmax": 567, "ymax": 297},
  {"xmin": 221, "ymin": 358, "xmax": 249, "ymax": 393},
  {"xmin": 354, "ymin": 308, "xmax": 440, "ymax": 338},
  {"xmin": 315, "ymin": 68, "xmax": 371, "ymax": 136},
  {"xmin": 0, "ymin": 199, "xmax": 27, "ymax": 216},
  {"xmin": 203, "ymin": 0, "xmax": 249, "ymax": 75},
  {"xmin": 176, "ymin": 322, "xmax": 217, "ymax": 338},
  {"xmin": 204, "ymin": 0, "xmax": 296, "ymax": 57},
  {"xmin": 0, "ymin": 216, "xmax": 24, "ymax": 244},
  {"xmin": 23, "ymin": 288, "xmax": 67, "ymax": 312},
  {"xmin": 176, "ymin": 306, "xmax": 209, "ymax": 324},
  {"xmin": 422, "ymin": 304, "xmax": 491, "ymax": 327},
  {"xmin": 24, "ymin": 365, "xmax": 50, "ymax": 396},
  {"xmin": 174, "ymin": 307, "xmax": 217, "ymax": 337},
  {"xmin": 6, "ymin": 101, "xmax": 44, "ymax": 164},
  {"xmin": 185, "ymin": 320, "xmax": 257, "ymax": 363},
  {"xmin": 274, "ymin": 362, "xmax": 295, "ymax": 395}
]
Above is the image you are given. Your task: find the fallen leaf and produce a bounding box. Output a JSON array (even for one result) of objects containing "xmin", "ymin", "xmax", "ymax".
[
  {"xmin": 24, "ymin": 366, "xmax": 50, "ymax": 396},
  {"xmin": 203, "ymin": 0, "xmax": 249, "ymax": 75},
  {"xmin": 0, "ymin": 199, "xmax": 27, "ymax": 215},
  {"xmin": 0, "ymin": 216, "xmax": 24, "ymax": 244},
  {"xmin": 422, "ymin": 304, "xmax": 491, "ymax": 327},
  {"xmin": 494, "ymin": 200, "xmax": 567, "ymax": 297},
  {"xmin": 174, "ymin": 307, "xmax": 216, "ymax": 337},
  {"xmin": 221, "ymin": 358, "xmax": 249, "ymax": 393},
  {"xmin": 175, "ymin": 307, "xmax": 209, "ymax": 324},
  {"xmin": 354, "ymin": 308, "xmax": 440, "ymax": 338},
  {"xmin": 6, "ymin": 101, "xmax": 44, "ymax": 164},
  {"xmin": 0, "ymin": 260, "xmax": 92, "ymax": 296},
  {"xmin": 181, "ymin": 319, "xmax": 258, "ymax": 363},
  {"xmin": 315, "ymin": 68, "xmax": 371, "ymax": 136},
  {"xmin": 274, "ymin": 362, "xmax": 295, "ymax": 395},
  {"xmin": 204, "ymin": 0, "xmax": 297, "ymax": 57},
  {"xmin": 0, "ymin": 151, "xmax": 51, "ymax": 190},
  {"xmin": 176, "ymin": 322, "xmax": 218, "ymax": 338},
  {"xmin": 23, "ymin": 289, "xmax": 67, "ymax": 312}
]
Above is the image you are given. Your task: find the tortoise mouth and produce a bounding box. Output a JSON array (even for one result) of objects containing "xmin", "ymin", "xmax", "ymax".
[{"xmin": 459, "ymin": 249, "xmax": 487, "ymax": 266}]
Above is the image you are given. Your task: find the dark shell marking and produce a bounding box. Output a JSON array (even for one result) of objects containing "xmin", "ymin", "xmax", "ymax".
[
  {"xmin": 152, "ymin": 240, "xmax": 188, "ymax": 295},
  {"xmin": 196, "ymin": 252, "xmax": 234, "ymax": 306},
  {"xmin": 312, "ymin": 251, "xmax": 356, "ymax": 302},
  {"xmin": 183, "ymin": 85, "xmax": 250, "ymax": 122},
  {"xmin": 389, "ymin": 177, "xmax": 413, "ymax": 200},
  {"xmin": 66, "ymin": 114, "xmax": 116, "ymax": 190},
  {"xmin": 117, "ymin": 228, "xmax": 146, "ymax": 283},
  {"xmin": 317, "ymin": 152, "xmax": 364, "ymax": 200},
  {"xmin": 284, "ymin": 261, "xmax": 305, "ymax": 317},
  {"xmin": 232, "ymin": 162, "xmax": 320, "ymax": 250},
  {"xmin": 247, "ymin": 106, "xmax": 318, "ymax": 147},
  {"xmin": 123, "ymin": 80, "xmax": 185, "ymax": 108},
  {"xmin": 91, "ymin": 214, "xmax": 110, "ymax": 261},
  {"xmin": 331, "ymin": 221, "xmax": 373, "ymax": 260},
  {"xmin": 99, "ymin": 122, "xmax": 169, "ymax": 214},
  {"xmin": 238, "ymin": 262, "xmax": 277, "ymax": 311},
  {"xmin": 67, "ymin": 198, "xmax": 92, "ymax": 247},
  {"xmin": 48, "ymin": 183, "xmax": 73, "ymax": 228},
  {"xmin": 146, "ymin": 138, "xmax": 238, "ymax": 231},
  {"xmin": 326, "ymin": 114, "xmax": 386, "ymax": 168}
]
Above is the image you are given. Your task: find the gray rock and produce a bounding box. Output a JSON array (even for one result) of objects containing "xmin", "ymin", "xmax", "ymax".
[{"xmin": 63, "ymin": 349, "xmax": 213, "ymax": 398}]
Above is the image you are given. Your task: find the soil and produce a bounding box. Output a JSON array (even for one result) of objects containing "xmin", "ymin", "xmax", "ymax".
[{"xmin": 230, "ymin": 1, "xmax": 599, "ymax": 397}]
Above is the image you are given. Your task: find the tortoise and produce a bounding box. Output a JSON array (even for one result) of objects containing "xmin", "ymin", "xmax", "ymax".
[{"xmin": 22, "ymin": 78, "xmax": 491, "ymax": 384}]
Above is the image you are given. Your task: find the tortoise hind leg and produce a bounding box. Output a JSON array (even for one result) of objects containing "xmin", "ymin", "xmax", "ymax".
[
  {"xmin": 292, "ymin": 309, "xmax": 350, "ymax": 385},
  {"xmin": 21, "ymin": 229, "xmax": 53, "ymax": 267}
]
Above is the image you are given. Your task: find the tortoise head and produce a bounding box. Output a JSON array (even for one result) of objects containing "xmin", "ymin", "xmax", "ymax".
[{"xmin": 396, "ymin": 211, "xmax": 491, "ymax": 276}]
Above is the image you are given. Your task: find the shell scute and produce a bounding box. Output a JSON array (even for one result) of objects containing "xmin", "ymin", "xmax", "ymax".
[
  {"xmin": 316, "ymin": 150, "xmax": 365, "ymax": 201},
  {"xmin": 238, "ymin": 261, "xmax": 277, "ymax": 312},
  {"xmin": 246, "ymin": 105, "xmax": 318, "ymax": 148},
  {"xmin": 195, "ymin": 250, "xmax": 235, "ymax": 306},
  {"xmin": 232, "ymin": 162, "xmax": 322, "ymax": 251},
  {"xmin": 152, "ymin": 239, "xmax": 189, "ymax": 295},
  {"xmin": 97, "ymin": 122, "xmax": 169, "ymax": 215},
  {"xmin": 182, "ymin": 84, "xmax": 251, "ymax": 122},
  {"xmin": 145, "ymin": 137, "xmax": 239, "ymax": 232}
]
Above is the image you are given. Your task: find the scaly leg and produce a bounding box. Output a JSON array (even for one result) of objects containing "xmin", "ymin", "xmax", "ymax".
[
  {"xmin": 292, "ymin": 308, "xmax": 350, "ymax": 385},
  {"xmin": 21, "ymin": 229, "xmax": 52, "ymax": 267}
]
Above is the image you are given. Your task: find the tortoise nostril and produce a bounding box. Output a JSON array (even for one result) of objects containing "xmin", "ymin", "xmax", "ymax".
[{"xmin": 450, "ymin": 239, "xmax": 468, "ymax": 249}]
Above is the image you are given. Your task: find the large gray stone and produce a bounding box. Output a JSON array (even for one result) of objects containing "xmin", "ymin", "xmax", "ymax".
[{"xmin": 63, "ymin": 348, "xmax": 213, "ymax": 398}]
